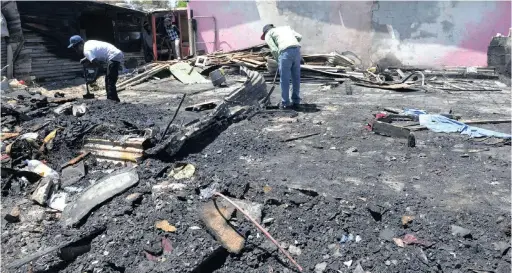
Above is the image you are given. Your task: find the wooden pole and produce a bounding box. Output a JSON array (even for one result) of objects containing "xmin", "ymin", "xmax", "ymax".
[{"xmin": 151, "ymin": 15, "xmax": 158, "ymax": 61}]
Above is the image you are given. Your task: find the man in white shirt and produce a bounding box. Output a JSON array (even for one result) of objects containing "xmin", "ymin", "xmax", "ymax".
[{"xmin": 68, "ymin": 35, "xmax": 124, "ymax": 102}]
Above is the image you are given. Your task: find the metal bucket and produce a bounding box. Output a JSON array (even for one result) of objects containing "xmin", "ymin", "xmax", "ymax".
[{"xmin": 210, "ymin": 68, "xmax": 226, "ymax": 87}]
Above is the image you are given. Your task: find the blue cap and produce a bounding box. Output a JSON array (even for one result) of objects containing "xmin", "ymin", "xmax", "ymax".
[{"xmin": 68, "ymin": 35, "xmax": 83, "ymax": 48}]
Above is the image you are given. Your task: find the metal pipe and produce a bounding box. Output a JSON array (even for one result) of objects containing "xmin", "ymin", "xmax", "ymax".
[
  {"xmin": 161, "ymin": 93, "xmax": 186, "ymax": 142},
  {"xmin": 193, "ymin": 16, "xmax": 217, "ymax": 53},
  {"xmin": 6, "ymin": 43, "xmax": 13, "ymax": 79},
  {"xmin": 188, "ymin": 9, "xmax": 196, "ymax": 56},
  {"xmin": 401, "ymin": 71, "xmax": 425, "ymax": 86}
]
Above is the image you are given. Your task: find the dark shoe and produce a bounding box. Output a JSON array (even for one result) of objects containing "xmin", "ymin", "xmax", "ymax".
[
  {"xmin": 107, "ymin": 96, "xmax": 121, "ymax": 102},
  {"xmin": 278, "ymin": 103, "xmax": 292, "ymax": 110},
  {"xmin": 290, "ymin": 103, "xmax": 301, "ymax": 110}
]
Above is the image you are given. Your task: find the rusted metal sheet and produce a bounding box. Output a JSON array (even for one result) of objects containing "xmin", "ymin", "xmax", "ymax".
[{"xmin": 82, "ymin": 137, "xmax": 148, "ymax": 163}]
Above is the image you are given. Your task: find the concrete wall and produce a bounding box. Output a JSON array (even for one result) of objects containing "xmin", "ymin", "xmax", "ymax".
[{"xmin": 189, "ymin": 0, "xmax": 511, "ymax": 67}]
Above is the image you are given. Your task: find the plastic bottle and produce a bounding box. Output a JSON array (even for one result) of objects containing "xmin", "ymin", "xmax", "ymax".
[{"xmin": 24, "ymin": 160, "xmax": 59, "ymax": 180}]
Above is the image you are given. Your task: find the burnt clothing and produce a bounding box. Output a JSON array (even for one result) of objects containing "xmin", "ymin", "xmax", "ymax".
[{"xmin": 105, "ymin": 60, "xmax": 120, "ymax": 102}]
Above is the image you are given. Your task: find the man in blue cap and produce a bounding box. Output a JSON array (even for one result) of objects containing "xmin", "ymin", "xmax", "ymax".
[
  {"xmin": 261, "ymin": 24, "xmax": 302, "ymax": 109},
  {"xmin": 68, "ymin": 35, "xmax": 124, "ymax": 102}
]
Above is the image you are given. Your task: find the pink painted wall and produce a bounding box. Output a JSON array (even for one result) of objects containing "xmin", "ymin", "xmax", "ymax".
[
  {"xmin": 188, "ymin": 1, "xmax": 265, "ymax": 53},
  {"xmin": 189, "ymin": 1, "xmax": 511, "ymax": 67},
  {"xmin": 440, "ymin": 1, "xmax": 511, "ymax": 66}
]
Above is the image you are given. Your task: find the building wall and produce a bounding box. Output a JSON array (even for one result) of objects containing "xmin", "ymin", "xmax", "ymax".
[{"xmin": 189, "ymin": 0, "xmax": 511, "ymax": 67}]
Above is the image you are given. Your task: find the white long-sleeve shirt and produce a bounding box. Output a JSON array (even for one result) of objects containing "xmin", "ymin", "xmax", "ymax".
[{"xmin": 83, "ymin": 40, "xmax": 124, "ymax": 62}]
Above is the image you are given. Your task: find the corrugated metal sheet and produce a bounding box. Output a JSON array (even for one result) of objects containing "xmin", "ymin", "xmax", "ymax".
[
  {"xmin": 82, "ymin": 137, "xmax": 148, "ymax": 163},
  {"xmin": 22, "ymin": 31, "xmax": 83, "ymax": 81}
]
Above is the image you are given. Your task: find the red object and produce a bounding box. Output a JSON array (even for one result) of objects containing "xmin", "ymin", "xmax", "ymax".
[
  {"xmin": 162, "ymin": 237, "xmax": 173, "ymax": 253},
  {"xmin": 403, "ymin": 234, "xmax": 433, "ymax": 247},
  {"xmin": 402, "ymin": 234, "xmax": 419, "ymax": 245},
  {"xmin": 19, "ymin": 80, "xmax": 25, "ymax": 85},
  {"xmin": 375, "ymin": 112, "xmax": 388, "ymax": 120}
]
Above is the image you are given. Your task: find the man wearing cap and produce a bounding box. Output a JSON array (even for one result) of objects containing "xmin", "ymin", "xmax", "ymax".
[
  {"xmin": 261, "ymin": 24, "xmax": 302, "ymax": 109},
  {"xmin": 68, "ymin": 35, "xmax": 124, "ymax": 102},
  {"xmin": 164, "ymin": 18, "xmax": 181, "ymax": 60}
]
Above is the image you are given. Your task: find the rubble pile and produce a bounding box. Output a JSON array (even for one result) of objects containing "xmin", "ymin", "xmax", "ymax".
[
  {"xmin": 0, "ymin": 66, "xmax": 271, "ymax": 272},
  {"xmin": 185, "ymin": 45, "xmax": 509, "ymax": 93}
]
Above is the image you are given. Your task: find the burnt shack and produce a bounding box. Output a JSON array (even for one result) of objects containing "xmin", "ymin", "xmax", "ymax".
[{"xmin": 1, "ymin": 1, "xmax": 149, "ymax": 82}]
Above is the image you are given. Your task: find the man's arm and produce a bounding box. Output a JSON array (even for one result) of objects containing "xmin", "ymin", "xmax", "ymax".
[
  {"xmin": 81, "ymin": 51, "xmax": 100, "ymax": 66},
  {"xmin": 293, "ymin": 30, "xmax": 302, "ymax": 43},
  {"xmin": 174, "ymin": 25, "xmax": 181, "ymax": 37},
  {"xmin": 81, "ymin": 57, "xmax": 100, "ymax": 66},
  {"xmin": 265, "ymin": 34, "xmax": 279, "ymax": 60}
]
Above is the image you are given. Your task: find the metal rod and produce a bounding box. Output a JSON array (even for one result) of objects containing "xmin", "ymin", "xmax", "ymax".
[
  {"xmin": 213, "ymin": 192, "xmax": 303, "ymax": 272},
  {"xmin": 160, "ymin": 93, "xmax": 186, "ymax": 142}
]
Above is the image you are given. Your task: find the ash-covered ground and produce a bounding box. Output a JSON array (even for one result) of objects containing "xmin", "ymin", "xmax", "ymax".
[{"xmin": 2, "ymin": 78, "xmax": 511, "ymax": 273}]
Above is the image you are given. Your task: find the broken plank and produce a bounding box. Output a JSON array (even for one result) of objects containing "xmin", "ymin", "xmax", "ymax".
[
  {"xmin": 301, "ymin": 64, "xmax": 347, "ymax": 71},
  {"xmin": 61, "ymin": 168, "xmax": 139, "ymax": 227},
  {"xmin": 232, "ymin": 59, "xmax": 260, "ymax": 68},
  {"xmin": 117, "ymin": 64, "xmax": 168, "ymax": 89},
  {"xmin": 30, "ymin": 121, "xmax": 51, "ymax": 132},
  {"xmin": 5, "ymin": 226, "xmax": 106, "ymax": 269},
  {"xmin": 240, "ymin": 58, "xmax": 265, "ymax": 66},
  {"xmin": 48, "ymin": 97, "xmax": 77, "ymax": 104},
  {"xmin": 372, "ymin": 121, "xmax": 416, "ymax": 147},
  {"xmin": 462, "ymin": 119, "xmax": 511, "ymax": 125},
  {"xmin": 185, "ymin": 100, "xmax": 219, "ymax": 112},
  {"xmin": 200, "ymin": 200, "xmax": 244, "ymax": 253},
  {"xmin": 1, "ymin": 132, "xmax": 19, "ymax": 141},
  {"xmin": 383, "ymin": 107, "xmax": 402, "ymax": 114},
  {"xmin": 282, "ymin": 132, "xmax": 320, "ymax": 142},
  {"xmin": 355, "ymin": 82, "xmax": 420, "ymax": 91},
  {"xmin": 439, "ymin": 88, "xmax": 502, "ymax": 92},
  {"xmin": 60, "ymin": 152, "xmax": 91, "ymax": 170},
  {"xmin": 407, "ymin": 118, "xmax": 511, "ymax": 131},
  {"xmin": 372, "ymin": 121, "xmax": 411, "ymax": 138},
  {"xmin": 5, "ymin": 243, "xmax": 69, "ymax": 269}
]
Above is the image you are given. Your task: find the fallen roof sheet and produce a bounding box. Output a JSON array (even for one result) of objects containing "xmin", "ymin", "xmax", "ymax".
[
  {"xmin": 61, "ymin": 168, "xmax": 139, "ymax": 227},
  {"xmin": 170, "ymin": 62, "xmax": 211, "ymax": 84}
]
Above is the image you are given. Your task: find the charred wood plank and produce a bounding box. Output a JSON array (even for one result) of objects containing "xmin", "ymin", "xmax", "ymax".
[{"xmin": 372, "ymin": 121, "xmax": 416, "ymax": 147}]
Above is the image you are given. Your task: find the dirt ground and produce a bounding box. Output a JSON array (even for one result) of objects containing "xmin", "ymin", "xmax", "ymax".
[{"xmin": 2, "ymin": 76, "xmax": 511, "ymax": 273}]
